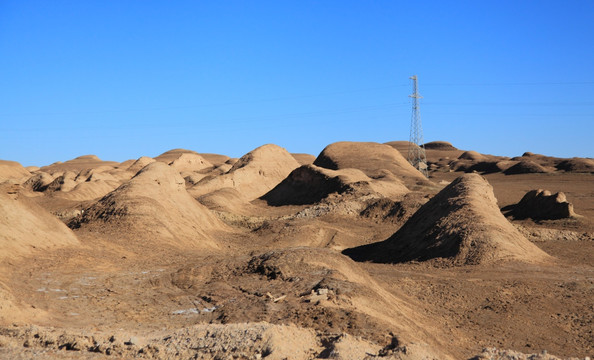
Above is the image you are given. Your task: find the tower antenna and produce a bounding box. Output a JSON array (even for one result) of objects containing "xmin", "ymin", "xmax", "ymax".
[{"xmin": 407, "ymin": 75, "xmax": 428, "ymax": 177}]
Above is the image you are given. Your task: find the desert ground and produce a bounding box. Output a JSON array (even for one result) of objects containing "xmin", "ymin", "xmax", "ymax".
[{"xmin": 0, "ymin": 140, "xmax": 592, "ymax": 359}]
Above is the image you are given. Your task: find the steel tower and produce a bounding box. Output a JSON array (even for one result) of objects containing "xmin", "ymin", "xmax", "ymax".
[{"xmin": 407, "ymin": 75, "xmax": 428, "ymax": 177}]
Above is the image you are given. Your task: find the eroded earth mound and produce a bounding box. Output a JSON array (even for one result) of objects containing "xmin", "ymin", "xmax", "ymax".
[
  {"xmin": 262, "ymin": 164, "xmax": 409, "ymax": 206},
  {"xmin": 507, "ymin": 189, "xmax": 577, "ymax": 220},
  {"xmin": 0, "ymin": 185, "xmax": 78, "ymax": 260},
  {"xmin": 189, "ymin": 144, "xmax": 301, "ymax": 200},
  {"xmin": 70, "ymin": 162, "xmax": 225, "ymax": 249},
  {"xmin": 313, "ymin": 141, "xmax": 429, "ymax": 187},
  {"xmin": 0, "ymin": 160, "xmax": 30, "ymax": 181},
  {"xmin": 343, "ymin": 174, "xmax": 551, "ymax": 265}
]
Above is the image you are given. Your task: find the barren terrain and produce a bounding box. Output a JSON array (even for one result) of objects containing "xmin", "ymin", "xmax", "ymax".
[{"xmin": 0, "ymin": 141, "xmax": 592, "ymax": 359}]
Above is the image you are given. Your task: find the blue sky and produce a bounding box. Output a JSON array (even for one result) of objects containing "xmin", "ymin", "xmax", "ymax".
[{"xmin": 1, "ymin": 1, "xmax": 593, "ymax": 166}]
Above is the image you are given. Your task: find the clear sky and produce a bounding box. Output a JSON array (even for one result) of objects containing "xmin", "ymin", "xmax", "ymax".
[{"xmin": 1, "ymin": 1, "xmax": 593, "ymax": 166}]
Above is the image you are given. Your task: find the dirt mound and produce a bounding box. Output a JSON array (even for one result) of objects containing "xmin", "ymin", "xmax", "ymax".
[
  {"xmin": 262, "ymin": 164, "xmax": 409, "ymax": 206},
  {"xmin": 262, "ymin": 165, "xmax": 353, "ymax": 206},
  {"xmin": 458, "ymin": 150, "xmax": 486, "ymax": 161},
  {"xmin": 313, "ymin": 142, "xmax": 429, "ymax": 187},
  {"xmin": 507, "ymin": 189, "xmax": 577, "ymax": 220},
  {"xmin": 168, "ymin": 153, "xmax": 213, "ymax": 173},
  {"xmin": 384, "ymin": 141, "xmax": 419, "ymax": 157},
  {"xmin": 0, "ymin": 186, "xmax": 79, "ymax": 260},
  {"xmin": 423, "ymin": 141, "xmax": 458, "ymax": 150},
  {"xmin": 55, "ymin": 180, "xmax": 119, "ymax": 201},
  {"xmin": 197, "ymin": 187, "xmax": 251, "ymax": 213},
  {"xmin": 75, "ymin": 167, "xmax": 118, "ymax": 183},
  {"xmin": 291, "ymin": 153, "xmax": 316, "ymax": 165},
  {"xmin": 190, "ymin": 144, "xmax": 301, "ymax": 200},
  {"xmin": 360, "ymin": 193, "xmax": 427, "ymax": 225},
  {"xmin": 0, "ymin": 160, "xmax": 30, "ymax": 182},
  {"xmin": 44, "ymin": 171, "xmax": 79, "ymax": 192},
  {"xmin": 23, "ymin": 172, "xmax": 55, "ymax": 192},
  {"xmin": 512, "ymin": 152, "xmax": 559, "ymax": 166},
  {"xmin": 504, "ymin": 160, "xmax": 551, "ymax": 175},
  {"xmin": 116, "ymin": 158, "xmax": 135, "ymax": 168},
  {"xmin": 154, "ymin": 148, "xmax": 199, "ymax": 163},
  {"xmin": 126, "ymin": 156, "xmax": 156, "ymax": 174},
  {"xmin": 39, "ymin": 155, "xmax": 118, "ymax": 174},
  {"xmin": 555, "ymin": 158, "xmax": 594, "ymax": 173},
  {"xmin": 343, "ymin": 174, "xmax": 551, "ymax": 265},
  {"xmin": 464, "ymin": 161, "xmax": 503, "ymax": 174},
  {"xmin": 71, "ymin": 162, "xmax": 225, "ymax": 249},
  {"xmin": 198, "ymin": 153, "xmax": 231, "ymax": 167},
  {"xmin": 23, "ymin": 166, "xmax": 122, "ymax": 201},
  {"xmin": 492, "ymin": 160, "xmax": 519, "ymax": 172}
]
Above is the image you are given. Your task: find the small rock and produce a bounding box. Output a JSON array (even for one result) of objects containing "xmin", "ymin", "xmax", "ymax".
[
  {"xmin": 125, "ymin": 336, "xmax": 138, "ymax": 346},
  {"xmin": 316, "ymin": 288, "xmax": 329, "ymax": 295}
]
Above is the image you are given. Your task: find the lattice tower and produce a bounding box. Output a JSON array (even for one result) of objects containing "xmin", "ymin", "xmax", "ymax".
[{"xmin": 407, "ymin": 75, "xmax": 428, "ymax": 177}]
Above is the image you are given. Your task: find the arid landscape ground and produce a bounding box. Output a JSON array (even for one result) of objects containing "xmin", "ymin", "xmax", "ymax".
[{"xmin": 0, "ymin": 140, "xmax": 592, "ymax": 359}]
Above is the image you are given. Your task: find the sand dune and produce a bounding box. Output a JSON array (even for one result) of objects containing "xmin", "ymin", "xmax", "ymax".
[{"xmin": 344, "ymin": 174, "xmax": 551, "ymax": 265}]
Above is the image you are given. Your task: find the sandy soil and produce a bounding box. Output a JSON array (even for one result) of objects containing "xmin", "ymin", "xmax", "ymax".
[{"xmin": 0, "ymin": 141, "xmax": 592, "ymax": 359}]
